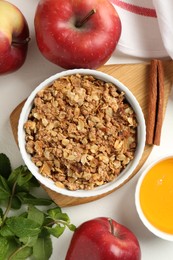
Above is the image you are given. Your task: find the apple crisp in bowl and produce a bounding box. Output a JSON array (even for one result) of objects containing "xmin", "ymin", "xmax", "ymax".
[{"xmin": 18, "ymin": 69, "xmax": 146, "ymax": 197}]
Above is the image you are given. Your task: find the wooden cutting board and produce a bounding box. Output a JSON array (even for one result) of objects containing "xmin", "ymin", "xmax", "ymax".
[{"xmin": 10, "ymin": 61, "xmax": 173, "ymax": 207}]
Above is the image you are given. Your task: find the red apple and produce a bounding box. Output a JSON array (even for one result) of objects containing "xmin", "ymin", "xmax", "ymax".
[
  {"xmin": 0, "ymin": 0, "xmax": 30, "ymax": 75},
  {"xmin": 65, "ymin": 217, "xmax": 141, "ymax": 260},
  {"xmin": 34, "ymin": 0, "xmax": 121, "ymax": 69}
]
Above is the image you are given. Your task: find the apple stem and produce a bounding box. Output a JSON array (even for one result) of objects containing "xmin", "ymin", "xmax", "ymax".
[
  {"xmin": 108, "ymin": 218, "xmax": 115, "ymax": 235},
  {"xmin": 12, "ymin": 37, "xmax": 31, "ymax": 46},
  {"xmin": 76, "ymin": 9, "xmax": 96, "ymax": 28}
]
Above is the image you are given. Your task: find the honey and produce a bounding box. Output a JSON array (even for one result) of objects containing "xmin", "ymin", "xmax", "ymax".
[{"xmin": 140, "ymin": 157, "xmax": 173, "ymax": 234}]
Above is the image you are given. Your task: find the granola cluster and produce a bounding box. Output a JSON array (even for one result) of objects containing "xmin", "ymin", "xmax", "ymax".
[{"xmin": 24, "ymin": 74, "xmax": 137, "ymax": 191}]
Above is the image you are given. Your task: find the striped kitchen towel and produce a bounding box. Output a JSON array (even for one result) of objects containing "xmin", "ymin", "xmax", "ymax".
[{"xmin": 110, "ymin": 0, "xmax": 173, "ymax": 59}]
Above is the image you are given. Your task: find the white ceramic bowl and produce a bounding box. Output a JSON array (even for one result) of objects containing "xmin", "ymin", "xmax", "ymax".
[
  {"xmin": 135, "ymin": 155, "xmax": 173, "ymax": 241},
  {"xmin": 18, "ymin": 69, "xmax": 146, "ymax": 198}
]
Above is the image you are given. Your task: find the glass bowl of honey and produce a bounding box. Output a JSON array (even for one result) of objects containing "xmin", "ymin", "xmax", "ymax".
[{"xmin": 135, "ymin": 155, "xmax": 173, "ymax": 241}]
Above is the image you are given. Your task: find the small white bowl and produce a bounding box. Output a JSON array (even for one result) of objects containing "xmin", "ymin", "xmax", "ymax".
[
  {"xmin": 18, "ymin": 69, "xmax": 146, "ymax": 198},
  {"xmin": 135, "ymin": 155, "xmax": 173, "ymax": 241}
]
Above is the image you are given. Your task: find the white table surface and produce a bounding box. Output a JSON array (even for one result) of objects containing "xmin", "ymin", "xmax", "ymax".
[{"xmin": 1, "ymin": 1, "xmax": 173, "ymax": 259}]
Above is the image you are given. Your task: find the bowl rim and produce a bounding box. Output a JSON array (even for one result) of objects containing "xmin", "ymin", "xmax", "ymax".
[
  {"xmin": 135, "ymin": 154, "xmax": 173, "ymax": 241},
  {"xmin": 18, "ymin": 68, "xmax": 146, "ymax": 198}
]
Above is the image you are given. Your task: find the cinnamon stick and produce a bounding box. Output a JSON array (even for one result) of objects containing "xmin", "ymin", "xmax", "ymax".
[
  {"xmin": 153, "ymin": 60, "xmax": 164, "ymax": 145},
  {"xmin": 146, "ymin": 59, "xmax": 164, "ymax": 146},
  {"xmin": 146, "ymin": 60, "xmax": 158, "ymax": 145}
]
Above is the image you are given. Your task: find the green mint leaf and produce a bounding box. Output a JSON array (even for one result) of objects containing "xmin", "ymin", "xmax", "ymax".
[
  {"xmin": 8, "ymin": 166, "xmax": 32, "ymax": 187},
  {"xmin": 17, "ymin": 192, "xmax": 52, "ymax": 206},
  {"xmin": 9, "ymin": 246, "xmax": 33, "ymax": 260},
  {"xmin": 0, "ymin": 175, "xmax": 11, "ymax": 200},
  {"xmin": 11, "ymin": 196, "xmax": 22, "ymax": 210},
  {"xmin": 47, "ymin": 207, "xmax": 64, "ymax": 220},
  {"xmin": 47, "ymin": 206, "xmax": 62, "ymax": 215},
  {"xmin": 0, "ymin": 236, "xmax": 9, "ymax": 260},
  {"xmin": 27, "ymin": 205, "xmax": 45, "ymax": 226},
  {"xmin": 6, "ymin": 216, "xmax": 41, "ymax": 238},
  {"xmin": 0, "ymin": 224, "xmax": 14, "ymax": 237},
  {"xmin": 0, "ymin": 153, "xmax": 11, "ymax": 179},
  {"xmin": 19, "ymin": 235, "xmax": 38, "ymax": 247},
  {"xmin": 17, "ymin": 169, "xmax": 33, "ymax": 187},
  {"xmin": 14, "ymin": 177, "xmax": 39, "ymax": 193},
  {"xmin": 47, "ymin": 207, "xmax": 70, "ymax": 222},
  {"xmin": 68, "ymin": 223, "xmax": 76, "ymax": 231},
  {"xmin": 5, "ymin": 238, "xmax": 18, "ymax": 259},
  {"xmin": 3, "ymin": 239, "xmax": 32, "ymax": 260},
  {"xmin": 33, "ymin": 236, "xmax": 52, "ymax": 260},
  {"xmin": 45, "ymin": 224, "xmax": 65, "ymax": 238},
  {"xmin": 7, "ymin": 166, "xmax": 23, "ymax": 184}
]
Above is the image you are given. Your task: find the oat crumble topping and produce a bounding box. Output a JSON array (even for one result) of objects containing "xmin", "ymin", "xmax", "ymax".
[{"xmin": 24, "ymin": 74, "xmax": 137, "ymax": 191}]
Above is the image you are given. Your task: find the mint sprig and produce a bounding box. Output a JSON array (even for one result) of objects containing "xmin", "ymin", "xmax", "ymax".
[{"xmin": 0, "ymin": 153, "xmax": 75, "ymax": 260}]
